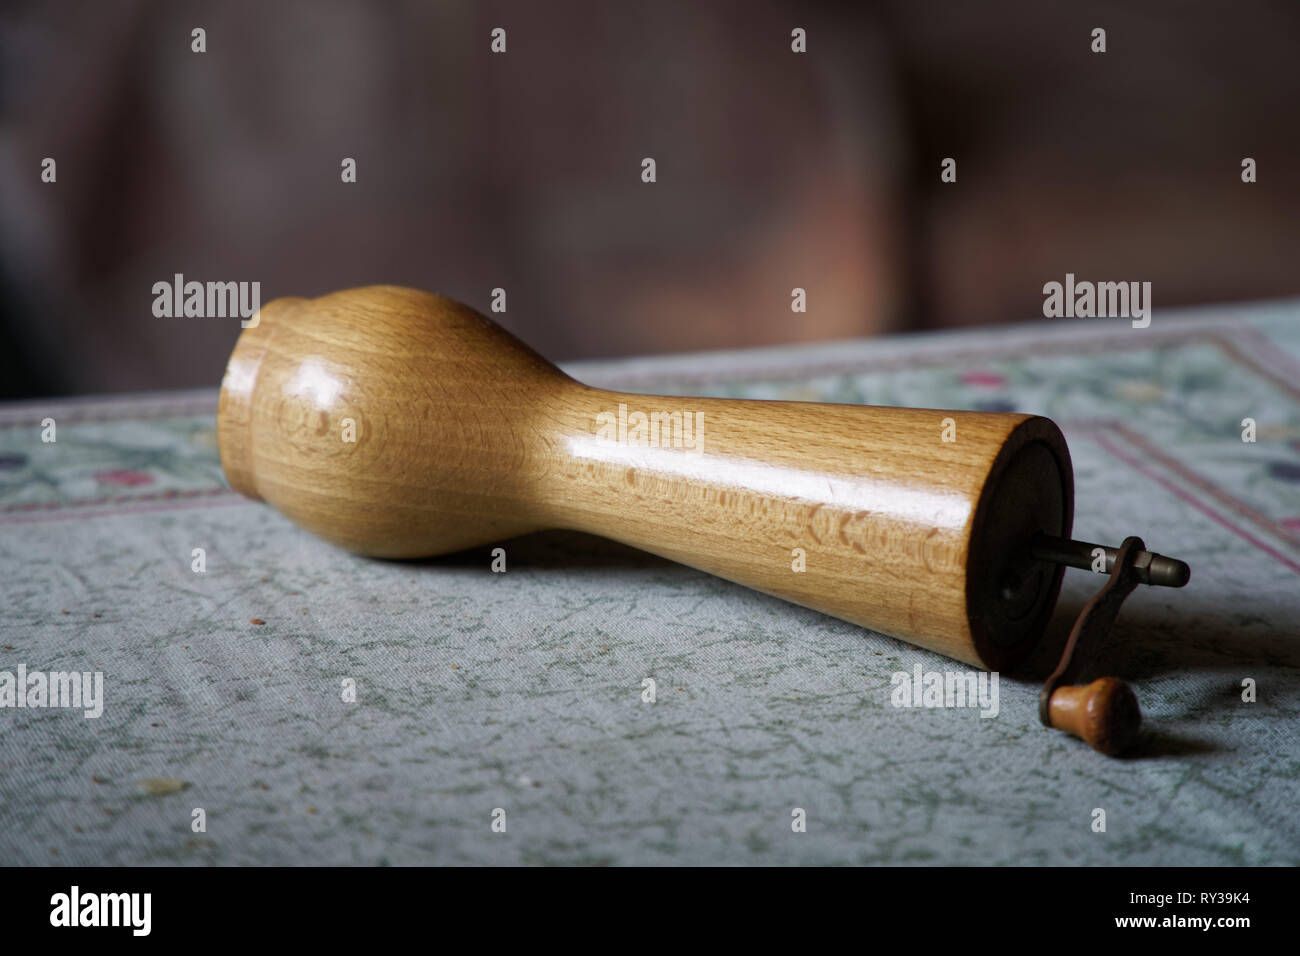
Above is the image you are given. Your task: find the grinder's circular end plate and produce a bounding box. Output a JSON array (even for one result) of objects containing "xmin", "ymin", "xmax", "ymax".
[{"xmin": 966, "ymin": 419, "xmax": 1073, "ymax": 672}]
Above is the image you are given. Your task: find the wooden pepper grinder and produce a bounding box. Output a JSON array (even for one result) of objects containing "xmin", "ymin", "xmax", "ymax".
[{"xmin": 218, "ymin": 286, "xmax": 1189, "ymax": 755}]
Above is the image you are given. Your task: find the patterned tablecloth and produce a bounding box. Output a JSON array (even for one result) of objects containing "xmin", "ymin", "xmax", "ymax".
[{"xmin": 2, "ymin": 300, "xmax": 1298, "ymax": 866}]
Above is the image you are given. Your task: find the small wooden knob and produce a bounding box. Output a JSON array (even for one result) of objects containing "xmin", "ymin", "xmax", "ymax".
[{"xmin": 1046, "ymin": 677, "xmax": 1141, "ymax": 755}]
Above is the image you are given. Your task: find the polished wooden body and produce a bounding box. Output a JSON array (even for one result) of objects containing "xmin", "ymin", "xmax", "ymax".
[{"xmin": 219, "ymin": 286, "xmax": 1074, "ymax": 672}]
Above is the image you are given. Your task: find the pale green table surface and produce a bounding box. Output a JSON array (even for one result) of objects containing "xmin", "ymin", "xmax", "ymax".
[{"xmin": 2, "ymin": 300, "xmax": 1298, "ymax": 865}]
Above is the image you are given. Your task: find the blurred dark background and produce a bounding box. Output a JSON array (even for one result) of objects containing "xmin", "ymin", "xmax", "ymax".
[{"xmin": 2, "ymin": 0, "xmax": 1299, "ymax": 399}]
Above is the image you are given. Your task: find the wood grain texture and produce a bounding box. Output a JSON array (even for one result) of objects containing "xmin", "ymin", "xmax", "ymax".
[{"xmin": 218, "ymin": 286, "xmax": 1074, "ymax": 670}]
